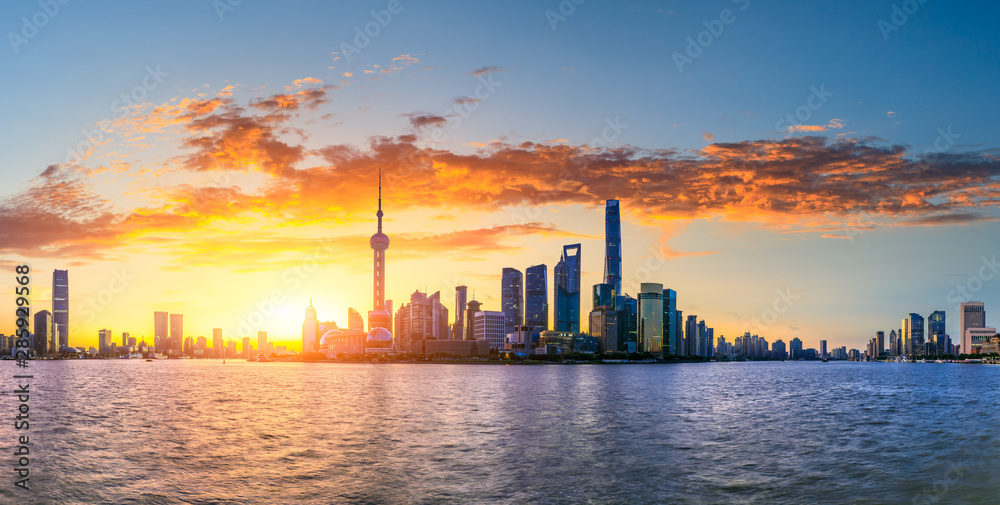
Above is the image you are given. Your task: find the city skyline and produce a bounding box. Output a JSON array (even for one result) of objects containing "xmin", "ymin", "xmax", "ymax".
[{"xmin": 2, "ymin": 2, "xmax": 1000, "ymax": 351}]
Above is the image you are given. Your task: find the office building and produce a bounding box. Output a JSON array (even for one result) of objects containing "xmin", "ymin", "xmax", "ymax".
[
  {"xmin": 524, "ymin": 266, "xmax": 548, "ymax": 331},
  {"xmin": 33, "ymin": 310, "xmax": 51, "ymax": 356},
  {"xmin": 663, "ymin": 289, "xmax": 678, "ymax": 355},
  {"xmin": 394, "ymin": 289, "xmax": 449, "ymax": 352},
  {"xmin": 154, "ymin": 311, "xmax": 168, "ymax": 353},
  {"xmin": 960, "ymin": 302, "xmax": 986, "ymax": 356},
  {"xmin": 454, "ymin": 285, "xmax": 468, "ymax": 339},
  {"xmin": 685, "ymin": 315, "xmax": 700, "ymax": 357},
  {"xmin": 928, "ymin": 311, "xmax": 946, "ymax": 340},
  {"xmin": 213, "ymin": 328, "xmax": 223, "ymax": 357},
  {"xmin": 473, "ymin": 311, "xmax": 506, "ymax": 351},
  {"xmin": 593, "ymin": 283, "xmax": 615, "ymax": 311},
  {"xmin": 603, "ymin": 200, "xmax": 623, "ymax": 294},
  {"xmin": 241, "ymin": 337, "xmax": 251, "ymax": 357},
  {"xmin": 302, "ymin": 301, "xmax": 318, "ymax": 353},
  {"xmin": 98, "ymin": 329, "xmax": 112, "ymax": 353},
  {"xmin": 169, "ymin": 313, "xmax": 183, "ymax": 355},
  {"xmin": 789, "ymin": 337, "xmax": 803, "ymax": 359},
  {"xmin": 554, "ymin": 244, "xmax": 581, "ymax": 332},
  {"xmin": 348, "ymin": 308, "xmax": 365, "ymax": 333},
  {"xmin": 257, "ymin": 330, "xmax": 268, "ymax": 356},
  {"xmin": 589, "ymin": 305, "xmax": 619, "ymax": 354},
  {"xmin": 637, "ymin": 283, "xmax": 663, "ymax": 354},
  {"xmin": 875, "ymin": 331, "xmax": 884, "ymax": 358},
  {"xmin": 501, "ymin": 268, "xmax": 524, "ymax": 336},
  {"xmin": 465, "ymin": 299, "xmax": 482, "ymax": 340},
  {"xmin": 52, "ymin": 269, "xmax": 69, "ymax": 349},
  {"xmin": 618, "ymin": 295, "xmax": 638, "ymax": 353},
  {"xmin": 906, "ymin": 313, "xmax": 925, "ymax": 355}
]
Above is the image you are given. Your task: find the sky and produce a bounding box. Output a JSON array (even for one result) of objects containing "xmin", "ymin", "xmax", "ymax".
[{"xmin": 1, "ymin": 0, "xmax": 999, "ymax": 352}]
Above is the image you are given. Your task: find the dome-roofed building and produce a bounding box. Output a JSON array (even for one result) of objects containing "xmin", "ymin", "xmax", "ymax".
[
  {"xmin": 365, "ymin": 327, "xmax": 393, "ymax": 352},
  {"xmin": 319, "ymin": 329, "xmax": 363, "ymax": 358}
]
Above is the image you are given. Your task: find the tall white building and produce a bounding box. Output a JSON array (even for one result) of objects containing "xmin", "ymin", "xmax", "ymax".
[
  {"xmin": 473, "ymin": 311, "xmax": 505, "ymax": 351},
  {"xmin": 960, "ymin": 302, "xmax": 986, "ymax": 355},
  {"xmin": 302, "ymin": 301, "xmax": 318, "ymax": 353}
]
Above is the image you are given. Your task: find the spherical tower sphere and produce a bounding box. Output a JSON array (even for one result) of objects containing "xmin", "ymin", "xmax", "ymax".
[
  {"xmin": 365, "ymin": 327, "xmax": 393, "ymax": 349},
  {"xmin": 319, "ymin": 329, "xmax": 345, "ymax": 350},
  {"xmin": 370, "ymin": 232, "xmax": 390, "ymax": 250}
]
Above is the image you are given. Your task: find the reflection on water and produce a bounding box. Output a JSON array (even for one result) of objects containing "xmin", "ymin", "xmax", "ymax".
[{"xmin": 3, "ymin": 360, "xmax": 999, "ymax": 504}]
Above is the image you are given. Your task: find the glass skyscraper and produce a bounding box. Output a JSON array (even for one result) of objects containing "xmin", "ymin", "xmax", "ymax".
[
  {"xmin": 593, "ymin": 283, "xmax": 615, "ymax": 310},
  {"xmin": 928, "ymin": 310, "xmax": 946, "ymax": 340},
  {"xmin": 52, "ymin": 269, "xmax": 69, "ymax": 349},
  {"xmin": 662, "ymin": 289, "xmax": 678, "ymax": 355},
  {"xmin": 603, "ymin": 200, "xmax": 622, "ymax": 295},
  {"xmin": 501, "ymin": 268, "xmax": 524, "ymax": 336},
  {"xmin": 617, "ymin": 294, "xmax": 637, "ymax": 352},
  {"xmin": 554, "ymin": 244, "xmax": 581, "ymax": 332},
  {"xmin": 908, "ymin": 313, "xmax": 925, "ymax": 355},
  {"xmin": 638, "ymin": 283, "xmax": 663, "ymax": 354},
  {"xmin": 524, "ymin": 265, "xmax": 548, "ymax": 331}
]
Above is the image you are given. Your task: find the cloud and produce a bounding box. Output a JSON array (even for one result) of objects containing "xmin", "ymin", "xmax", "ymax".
[
  {"xmin": 406, "ymin": 113, "xmax": 449, "ymax": 130},
  {"xmin": 702, "ymin": 131, "xmax": 715, "ymax": 142},
  {"xmin": 453, "ymin": 97, "xmax": 481, "ymax": 106},
  {"xmin": 468, "ymin": 65, "xmax": 506, "ymax": 77},
  {"xmin": 786, "ymin": 119, "xmax": 845, "ymax": 133}
]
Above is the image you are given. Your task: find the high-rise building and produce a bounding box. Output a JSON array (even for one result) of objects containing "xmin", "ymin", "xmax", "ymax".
[
  {"xmin": 98, "ymin": 329, "xmax": 112, "ymax": 353},
  {"xmin": 524, "ymin": 266, "xmax": 548, "ymax": 332},
  {"xmin": 698, "ymin": 320, "xmax": 709, "ymax": 358},
  {"xmin": 593, "ymin": 283, "xmax": 615, "ymax": 311},
  {"xmin": 241, "ymin": 336, "xmax": 251, "ymax": 357},
  {"xmin": 465, "ymin": 299, "xmax": 482, "ymax": 340},
  {"xmin": 638, "ymin": 283, "xmax": 663, "ymax": 354},
  {"xmin": 368, "ymin": 168, "xmax": 392, "ymax": 345},
  {"xmin": 554, "ymin": 244, "xmax": 581, "ymax": 332},
  {"xmin": 348, "ymin": 308, "xmax": 364, "ymax": 333},
  {"xmin": 454, "ymin": 285, "xmax": 468, "ymax": 340},
  {"xmin": 154, "ymin": 311, "xmax": 168, "ymax": 353},
  {"xmin": 603, "ymin": 200, "xmax": 623, "ymax": 295},
  {"xmin": 907, "ymin": 313, "xmax": 925, "ymax": 355},
  {"xmin": 33, "ymin": 310, "xmax": 51, "ymax": 356},
  {"xmin": 302, "ymin": 301, "xmax": 318, "ymax": 353},
  {"xmin": 685, "ymin": 315, "xmax": 699, "ymax": 357},
  {"xmin": 662, "ymin": 289, "xmax": 678, "ymax": 355},
  {"xmin": 473, "ymin": 310, "xmax": 505, "ymax": 350},
  {"xmin": 52, "ymin": 269, "xmax": 69, "ymax": 349},
  {"xmin": 960, "ymin": 302, "xmax": 986, "ymax": 355},
  {"xmin": 617, "ymin": 295, "xmax": 638, "ymax": 352},
  {"xmin": 875, "ymin": 331, "xmax": 884, "ymax": 358},
  {"xmin": 394, "ymin": 290, "xmax": 449, "ymax": 352},
  {"xmin": 820, "ymin": 339, "xmax": 828, "ymax": 360},
  {"xmin": 169, "ymin": 313, "xmax": 183, "ymax": 355},
  {"xmin": 674, "ymin": 309, "xmax": 683, "ymax": 354},
  {"xmin": 501, "ymin": 268, "xmax": 524, "ymax": 336},
  {"xmin": 928, "ymin": 311, "xmax": 946, "ymax": 339},
  {"xmin": 888, "ymin": 329, "xmax": 897, "ymax": 356},
  {"xmin": 789, "ymin": 337, "xmax": 803, "ymax": 359},
  {"xmin": 772, "ymin": 339, "xmax": 787, "ymax": 359},
  {"xmin": 213, "ymin": 328, "xmax": 223, "ymax": 357},
  {"xmin": 589, "ymin": 305, "xmax": 619, "ymax": 353}
]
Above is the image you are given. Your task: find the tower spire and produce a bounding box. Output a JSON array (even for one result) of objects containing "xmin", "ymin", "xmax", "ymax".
[{"xmin": 377, "ymin": 167, "xmax": 383, "ymax": 232}]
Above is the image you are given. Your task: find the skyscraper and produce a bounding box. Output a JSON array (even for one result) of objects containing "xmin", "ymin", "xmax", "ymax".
[
  {"xmin": 52, "ymin": 269, "xmax": 69, "ymax": 349},
  {"xmin": 501, "ymin": 268, "xmax": 524, "ymax": 336},
  {"xmin": 603, "ymin": 199, "xmax": 623, "ymax": 294},
  {"xmin": 888, "ymin": 329, "xmax": 897, "ymax": 356},
  {"xmin": 473, "ymin": 310, "xmax": 506, "ymax": 351},
  {"xmin": 875, "ymin": 331, "xmax": 884, "ymax": 358},
  {"xmin": 154, "ymin": 311, "xmax": 168, "ymax": 353},
  {"xmin": 213, "ymin": 328, "xmax": 223, "ymax": 357},
  {"xmin": 98, "ymin": 328, "xmax": 112, "ymax": 353},
  {"xmin": 33, "ymin": 310, "xmax": 51, "ymax": 356},
  {"xmin": 302, "ymin": 301, "xmax": 318, "ymax": 353},
  {"xmin": 554, "ymin": 244, "xmax": 581, "ymax": 332},
  {"xmin": 524, "ymin": 266, "xmax": 548, "ymax": 332},
  {"xmin": 685, "ymin": 315, "xmax": 700, "ymax": 356},
  {"xmin": 663, "ymin": 289, "xmax": 678, "ymax": 355},
  {"xmin": 960, "ymin": 302, "xmax": 986, "ymax": 355},
  {"xmin": 789, "ymin": 337, "xmax": 803, "ymax": 359},
  {"xmin": 820, "ymin": 339, "xmax": 828, "ymax": 360},
  {"xmin": 638, "ymin": 283, "xmax": 664, "ymax": 354},
  {"xmin": 465, "ymin": 299, "xmax": 482, "ymax": 341},
  {"xmin": 348, "ymin": 308, "xmax": 365, "ymax": 332},
  {"xmin": 593, "ymin": 283, "xmax": 615, "ymax": 310},
  {"xmin": 907, "ymin": 313, "xmax": 925, "ymax": 355},
  {"xmin": 368, "ymin": 168, "xmax": 392, "ymax": 341},
  {"xmin": 169, "ymin": 313, "xmax": 183, "ymax": 355},
  {"xmin": 454, "ymin": 285, "xmax": 468, "ymax": 340},
  {"xmin": 258, "ymin": 330, "xmax": 268, "ymax": 356},
  {"xmin": 928, "ymin": 311, "xmax": 946, "ymax": 339}
]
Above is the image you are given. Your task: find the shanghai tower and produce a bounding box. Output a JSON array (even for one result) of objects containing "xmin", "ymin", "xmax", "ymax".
[{"xmin": 604, "ymin": 200, "xmax": 622, "ymax": 295}]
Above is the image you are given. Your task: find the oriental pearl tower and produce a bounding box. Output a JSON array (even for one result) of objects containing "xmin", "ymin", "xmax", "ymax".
[{"xmin": 366, "ymin": 168, "xmax": 393, "ymax": 350}]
